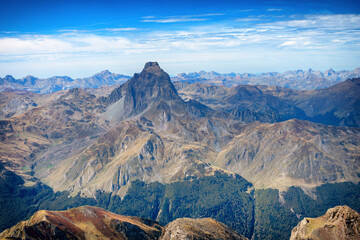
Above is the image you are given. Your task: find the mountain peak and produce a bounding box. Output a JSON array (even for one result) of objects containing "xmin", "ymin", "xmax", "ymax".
[
  {"xmin": 144, "ymin": 61, "xmax": 160, "ymax": 69},
  {"xmin": 100, "ymin": 70, "xmax": 112, "ymax": 75},
  {"xmin": 104, "ymin": 62, "xmax": 185, "ymax": 120},
  {"xmin": 4, "ymin": 75, "xmax": 16, "ymax": 81},
  {"xmin": 141, "ymin": 62, "xmax": 164, "ymax": 77},
  {"xmin": 0, "ymin": 206, "xmax": 163, "ymax": 240}
]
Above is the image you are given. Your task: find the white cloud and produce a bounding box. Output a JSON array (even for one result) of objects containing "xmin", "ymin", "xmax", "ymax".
[
  {"xmin": 267, "ymin": 8, "xmax": 282, "ymax": 12},
  {"xmin": 142, "ymin": 18, "xmax": 208, "ymax": 23},
  {"xmin": 0, "ymin": 14, "xmax": 359, "ymax": 77},
  {"xmin": 104, "ymin": 28, "xmax": 139, "ymax": 32},
  {"xmin": 141, "ymin": 13, "xmax": 223, "ymax": 23},
  {"xmin": 274, "ymin": 14, "xmax": 360, "ymax": 29}
]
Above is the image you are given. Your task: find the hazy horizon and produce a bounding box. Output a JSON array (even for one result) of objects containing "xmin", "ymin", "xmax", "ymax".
[{"xmin": 2, "ymin": 64, "xmax": 360, "ymax": 80}]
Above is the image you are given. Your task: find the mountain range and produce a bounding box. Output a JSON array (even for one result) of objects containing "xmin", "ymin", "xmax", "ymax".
[
  {"xmin": 1, "ymin": 67, "xmax": 359, "ymax": 94},
  {"xmin": 0, "ymin": 62, "xmax": 359, "ymax": 240},
  {"xmin": 173, "ymin": 67, "xmax": 360, "ymax": 90},
  {"xmin": 0, "ymin": 70, "xmax": 130, "ymax": 94}
]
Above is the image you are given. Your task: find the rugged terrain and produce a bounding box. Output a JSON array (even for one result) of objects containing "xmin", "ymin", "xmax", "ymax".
[
  {"xmin": 0, "ymin": 206, "xmax": 247, "ymax": 240},
  {"xmin": 32, "ymin": 62, "xmax": 360, "ymax": 195},
  {"xmin": 1, "ymin": 62, "xmax": 359, "ymax": 240},
  {"xmin": 160, "ymin": 217, "xmax": 248, "ymax": 240},
  {"xmin": 175, "ymin": 77, "xmax": 360, "ymax": 127},
  {"xmin": 290, "ymin": 205, "xmax": 360, "ymax": 240},
  {"xmin": 2, "ymin": 67, "xmax": 360, "ymax": 95},
  {"xmin": 0, "ymin": 206, "xmax": 163, "ymax": 240}
]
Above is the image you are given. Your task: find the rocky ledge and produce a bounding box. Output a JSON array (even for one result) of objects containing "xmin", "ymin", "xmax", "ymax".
[{"xmin": 290, "ymin": 205, "xmax": 360, "ymax": 240}]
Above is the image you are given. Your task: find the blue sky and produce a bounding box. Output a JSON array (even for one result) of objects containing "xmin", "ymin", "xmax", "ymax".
[{"xmin": 0, "ymin": 0, "xmax": 360, "ymax": 78}]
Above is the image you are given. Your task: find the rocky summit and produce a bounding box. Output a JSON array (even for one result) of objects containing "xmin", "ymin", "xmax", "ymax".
[
  {"xmin": 0, "ymin": 206, "xmax": 248, "ymax": 240},
  {"xmin": 159, "ymin": 218, "xmax": 248, "ymax": 240},
  {"xmin": 103, "ymin": 61, "xmax": 185, "ymax": 121},
  {"xmin": 290, "ymin": 205, "xmax": 360, "ymax": 240},
  {"xmin": 0, "ymin": 206, "xmax": 163, "ymax": 240}
]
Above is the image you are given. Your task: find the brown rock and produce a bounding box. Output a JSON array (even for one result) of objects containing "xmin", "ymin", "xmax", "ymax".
[
  {"xmin": 0, "ymin": 206, "xmax": 163, "ymax": 240},
  {"xmin": 290, "ymin": 205, "xmax": 360, "ymax": 240},
  {"xmin": 160, "ymin": 217, "xmax": 248, "ymax": 240}
]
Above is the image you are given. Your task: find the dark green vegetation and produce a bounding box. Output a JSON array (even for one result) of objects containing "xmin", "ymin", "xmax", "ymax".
[
  {"xmin": 253, "ymin": 189, "xmax": 299, "ymax": 240},
  {"xmin": 0, "ymin": 164, "xmax": 96, "ymax": 231},
  {"xmin": 1, "ymin": 165, "xmax": 360, "ymax": 240},
  {"xmin": 253, "ymin": 183, "xmax": 360, "ymax": 240},
  {"xmin": 101, "ymin": 172, "xmax": 255, "ymax": 238}
]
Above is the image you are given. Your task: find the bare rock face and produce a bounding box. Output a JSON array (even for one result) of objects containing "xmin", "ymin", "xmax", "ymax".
[
  {"xmin": 160, "ymin": 217, "xmax": 248, "ymax": 240},
  {"xmin": 290, "ymin": 205, "xmax": 360, "ymax": 240},
  {"xmin": 103, "ymin": 62, "xmax": 186, "ymax": 122},
  {"xmin": 0, "ymin": 206, "xmax": 163, "ymax": 240}
]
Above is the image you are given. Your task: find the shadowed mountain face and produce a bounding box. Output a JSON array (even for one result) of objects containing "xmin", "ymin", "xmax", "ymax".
[
  {"xmin": 103, "ymin": 62, "xmax": 186, "ymax": 122},
  {"xmin": 176, "ymin": 78, "xmax": 360, "ymax": 127}
]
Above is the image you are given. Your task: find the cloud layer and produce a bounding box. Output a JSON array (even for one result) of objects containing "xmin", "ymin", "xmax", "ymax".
[{"xmin": 1, "ymin": 14, "xmax": 359, "ymax": 77}]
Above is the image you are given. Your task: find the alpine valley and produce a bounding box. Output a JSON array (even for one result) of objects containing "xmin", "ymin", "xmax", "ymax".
[{"xmin": 1, "ymin": 62, "xmax": 359, "ymax": 240}]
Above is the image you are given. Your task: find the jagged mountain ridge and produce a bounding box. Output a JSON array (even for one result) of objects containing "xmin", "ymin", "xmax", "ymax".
[
  {"xmin": 173, "ymin": 67, "xmax": 360, "ymax": 90},
  {"xmin": 0, "ymin": 70, "xmax": 130, "ymax": 94},
  {"xmin": 2, "ymin": 67, "xmax": 359, "ymax": 94},
  {"xmin": 30, "ymin": 63, "xmax": 359, "ymax": 196},
  {"xmin": 0, "ymin": 62, "xmax": 360, "ymax": 240},
  {"xmin": 175, "ymin": 78, "xmax": 360, "ymax": 127},
  {"xmin": 1, "ymin": 62, "xmax": 359, "ymax": 195},
  {"xmin": 39, "ymin": 63, "xmax": 234, "ymax": 195},
  {"xmin": 102, "ymin": 62, "xmax": 187, "ymax": 121}
]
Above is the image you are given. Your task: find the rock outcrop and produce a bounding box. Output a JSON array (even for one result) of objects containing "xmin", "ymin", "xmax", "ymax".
[
  {"xmin": 290, "ymin": 205, "xmax": 360, "ymax": 240},
  {"xmin": 160, "ymin": 217, "xmax": 248, "ymax": 240}
]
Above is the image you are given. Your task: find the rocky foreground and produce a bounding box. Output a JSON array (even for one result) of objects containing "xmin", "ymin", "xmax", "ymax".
[
  {"xmin": 159, "ymin": 217, "xmax": 247, "ymax": 240},
  {"xmin": 290, "ymin": 205, "xmax": 360, "ymax": 240},
  {"xmin": 0, "ymin": 205, "xmax": 247, "ymax": 240},
  {"xmin": 1, "ymin": 205, "xmax": 360, "ymax": 240}
]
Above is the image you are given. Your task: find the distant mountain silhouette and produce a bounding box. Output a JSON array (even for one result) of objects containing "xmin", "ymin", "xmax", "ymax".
[
  {"xmin": 172, "ymin": 67, "xmax": 360, "ymax": 90},
  {"xmin": 0, "ymin": 71, "xmax": 130, "ymax": 93}
]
